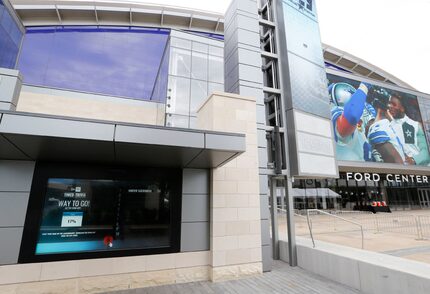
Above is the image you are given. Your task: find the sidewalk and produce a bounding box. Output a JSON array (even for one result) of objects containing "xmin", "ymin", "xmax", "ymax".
[
  {"xmin": 109, "ymin": 261, "xmax": 361, "ymax": 294},
  {"xmin": 284, "ymin": 210, "xmax": 430, "ymax": 264}
]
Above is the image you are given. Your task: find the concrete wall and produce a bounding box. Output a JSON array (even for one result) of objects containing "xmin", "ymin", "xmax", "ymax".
[
  {"xmin": 17, "ymin": 86, "xmax": 165, "ymax": 126},
  {"xmin": 0, "ymin": 251, "xmax": 211, "ymax": 293},
  {"xmin": 280, "ymin": 237, "xmax": 430, "ymax": 294},
  {"xmin": 197, "ymin": 92, "xmax": 263, "ymax": 281},
  {"xmin": 0, "ymin": 160, "xmax": 35, "ymax": 265}
]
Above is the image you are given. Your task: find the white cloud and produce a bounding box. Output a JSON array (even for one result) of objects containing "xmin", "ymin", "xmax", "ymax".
[{"xmin": 317, "ymin": 0, "xmax": 430, "ymax": 95}]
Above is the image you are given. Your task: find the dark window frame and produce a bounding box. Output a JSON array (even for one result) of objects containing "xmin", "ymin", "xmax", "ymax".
[{"xmin": 19, "ymin": 162, "xmax": 182, "ymax": 263}]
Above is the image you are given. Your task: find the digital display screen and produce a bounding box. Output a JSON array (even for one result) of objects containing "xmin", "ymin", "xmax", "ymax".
[
  {"xmin": 328, "ymin": 74, "xmax": 430, "ymax": 166},
  {"xmin": 36, "ymin": 178, "xmax": 172, "ymax": 255}
]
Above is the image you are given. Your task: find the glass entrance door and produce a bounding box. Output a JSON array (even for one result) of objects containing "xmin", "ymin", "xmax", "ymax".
[{"xmin": 418, "ymin": 189, "xmax": 430, "ymax": 208}]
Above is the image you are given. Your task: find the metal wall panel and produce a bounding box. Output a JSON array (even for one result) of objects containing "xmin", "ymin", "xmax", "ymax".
[
  {"xmin": 0, "ymin": 114, "xmax": 115, "ymax": 141},
  {"xmin": 0, "ymin": 192, "xmax": 29, "ymax": 227},
  {"xmin": 115, "ymin": 125, "xmax": 204, "ymax": 148},
  {"xmin": 181, "ymin": 169, "xmax": 210, "ymax": 252},
  {"xmin": 261, "ymin": 244, "xmax": 272, "ymax": 271},
  {"xmin": 0, "ymin": 228, "xmax": 24, "ymax": 265},
  {"xmin": 260, "ymin": 219, "xmax": 271, "ymax": 246},
  {"xmin": 274, "ymin": 0, "xmax": 338, "ymax": 178},
  {"xmin": 181, "ymin": 194, "xmax": 209, "ymax": 222},
  {"xmin": 180, "ymin": 222, "xmax": 209, "ymax": 252},
  {"xmin": 0, "ymin": 161, "xmax": 34, "ymax": 265},
  {"xmin": 205, "ymin": 133, "xmax": 246, "ymax": 152},
  {"xmin": 182, "ymin": 168, "xmax": 209, "ymax": 194},
  {"xmin": 0, "ymin": 160, "xmax": 35, "ymax": 192}
]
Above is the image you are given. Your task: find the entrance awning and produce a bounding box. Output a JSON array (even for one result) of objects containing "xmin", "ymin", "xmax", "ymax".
[
  {"xmin": 0, "ymin": 111, "xmax": 245, "ymax": 168},
  {"xmin": 292, "ymin": 188, "xmax": 341, "ymax": 198}
]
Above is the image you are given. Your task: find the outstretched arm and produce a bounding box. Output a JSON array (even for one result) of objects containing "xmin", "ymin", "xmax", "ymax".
[{"xmin": 335, "ymin": 83, "xmax": 370, "ymax": 137}]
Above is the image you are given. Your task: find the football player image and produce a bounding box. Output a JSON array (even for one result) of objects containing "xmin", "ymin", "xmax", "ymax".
[
  {"xmin": 365, "ymin": 88, "xmax": 405, "ymax": 164},
  {"xmin": 330, "ymin": 82, "xmax": 375, "ymax": 162},
  {"xmin": 366, "ymin": 88, "xmax": 405, "ymax": 164},
  {"xmin": 388, "ymin": 93, "xmax": 430, "ymax": 165}
]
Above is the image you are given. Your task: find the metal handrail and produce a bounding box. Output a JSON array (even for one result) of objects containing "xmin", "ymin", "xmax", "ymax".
[
  {"xmin": 278, "ymin": 208, "xmax": 306, "ymax": 219},
  {"xmin": 306, "ymin": 209, "xmax": 364, "ymax": 249}
]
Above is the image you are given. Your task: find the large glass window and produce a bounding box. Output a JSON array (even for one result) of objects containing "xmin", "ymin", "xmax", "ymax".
[
  {"xmin": 152, "ymin": 42, "xmax": 170, "ymax": 103},
  {"xmin": 166, "ymin": 35, "xmax": 224, "ymax": 128},
  {"xmin": 208, "ymin": 55, "xmax": 224, "ymax": 83},
  {"xmin": 0, "ymin": 0, "xmax": 23, "ymax": 69},
  {"xmin": 191, "ymin": 52, "xmax": 208, "ymax": 81},
  {"xmin": 169, "ymin": 47, "xmax": 191, "ymax": 78},
  {"xmin": 19, "ymin": 164, "xmax": 181, "ymax": 262},
  {"xmin": 18, "ymin": 26, "xmax": 170, "ymax": 101},
  {"xmin": 168, "ymin": 76, "xmax": 191, "ymax": 116},
  {"xmin": 190, "ymin": 80, "xmax": 208, "ymax": 113}
]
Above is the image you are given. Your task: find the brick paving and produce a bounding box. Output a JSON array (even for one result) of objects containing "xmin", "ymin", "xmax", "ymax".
[{"xmin": 109, "ymin": 261, "xmax": 361, "ymax": 294}]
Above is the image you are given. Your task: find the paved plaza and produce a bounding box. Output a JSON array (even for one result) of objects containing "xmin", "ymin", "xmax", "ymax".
[
  {"xmin": 280, "ymin": 209, "xmax": 430, "ymax": 264},
  {"xmin": 109, "ymin": 261, "xmax": 361, "ymax": 294}
]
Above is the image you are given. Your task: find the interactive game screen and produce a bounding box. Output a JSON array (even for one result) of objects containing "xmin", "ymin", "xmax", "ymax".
[{"xmin": 36, "ymin": 178, "xmax": 172, "ymax": 255}]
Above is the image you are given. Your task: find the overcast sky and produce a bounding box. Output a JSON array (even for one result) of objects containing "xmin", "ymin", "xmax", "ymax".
[{"xmin": 117, "ymin": 0, "xmax": 430, "ymax": 94}]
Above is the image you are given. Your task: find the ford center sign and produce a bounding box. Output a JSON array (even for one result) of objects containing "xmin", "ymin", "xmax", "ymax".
[{"xmin": 346, "ymin": 172, "xmax": 429, "ymax": 183}]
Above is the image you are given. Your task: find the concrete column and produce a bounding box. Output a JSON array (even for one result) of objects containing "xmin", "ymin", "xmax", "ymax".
[
  {"xmin": 0, "ymin": 68, "xmax": 22, "ymax": 111},
  {"xmin": 224, "ymin": 0, "xmax": 272, "ymax": 272},
  {"xmin": 197, "ymin": 92, "xmax": 262, "ymax": 282}
]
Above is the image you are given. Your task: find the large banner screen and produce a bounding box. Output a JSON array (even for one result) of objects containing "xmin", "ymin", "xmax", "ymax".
[{"xmin": 328, "ymin": 74, "xmax": 430, "ymax": 166}]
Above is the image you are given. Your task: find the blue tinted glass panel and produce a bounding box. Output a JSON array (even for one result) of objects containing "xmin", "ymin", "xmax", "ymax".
[
  {"xmin": 18, "ymin": 26, "xmax": 170, "ymax": 101},
  {"xmin": 186, "ymin": 30, "xmax": 224, "ymax": 40},
  {"xmin": 0, "ymin": 0, "xmax": 22, "ymax": 69},
  {"xmin": 0, "ymin": 2, "xmax": 5, "ymax": 23},
  {"xmin": 324, "ymin": 62, "xmax": 351, "ymax": 73},
  {"xmin": 151, "ymin": 42, "xmax": 170, "ymax": 102},
  {"xmin": 0, "ymin": 26, "xmax": 7, "ymax": 56},
  {"xmin": 10, "ymin": 22, "xmax": 22, "ymax": 46},
  {"xmin": 18, "ymin": 27, "xmax": 55, "ymax": 85},
  {"xmin": 0, "ymin": 6, "xmax": 13, "ymax": 33}
]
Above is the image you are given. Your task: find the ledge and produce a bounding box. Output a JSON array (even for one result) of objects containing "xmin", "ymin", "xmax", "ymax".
[
  {"xmin": 197, "ymin": 91, "xmax": 257, "ymax": 113},
  {"xmin": 280, "ymin": 237, "xmax": 430, "ymax": 294},
  {"xmin": 0, "ymin": 111, "xmax": 245, "ymax": 168}
]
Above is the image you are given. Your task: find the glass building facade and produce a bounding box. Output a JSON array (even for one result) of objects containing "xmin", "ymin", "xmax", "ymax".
[
  {"xmin": 166, "ymin": 34, "xmax": 224, "ymax": 128},
  {"xmin": 0, "ymin": 0, "xmax": 23, "ymax": 69},
  {"xmin": 17, "ymin": 26, "xmax": 224, "ymax": 129},
  {"xmin": 18, "ymin": 26, "xmax": 170, "ymax": 102}
]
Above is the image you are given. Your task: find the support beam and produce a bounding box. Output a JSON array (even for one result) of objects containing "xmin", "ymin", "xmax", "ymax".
[
  {"xmin": 189, "ymin": 15, "xmax": 193, "ymax": 28},
  {"xmin": 55, "ymin": 5, "xmax": 62, "ymax": 24},
  {"xmin": 94, "ymin": 8, "xmax": 99, "ymax": 24}
]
